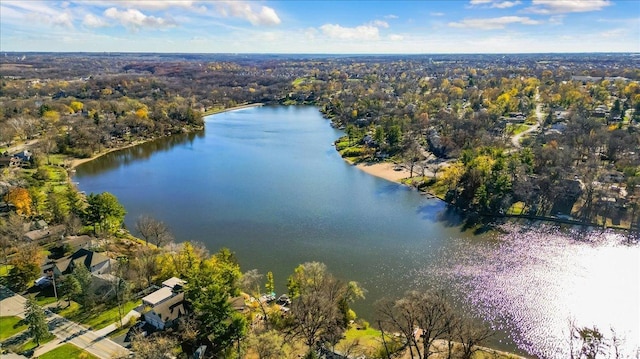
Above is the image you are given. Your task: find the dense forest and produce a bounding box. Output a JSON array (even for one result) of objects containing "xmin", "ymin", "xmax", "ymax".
[{"xmin": 0, "ymin": 53, "xmax": 639, "ymax": 358}]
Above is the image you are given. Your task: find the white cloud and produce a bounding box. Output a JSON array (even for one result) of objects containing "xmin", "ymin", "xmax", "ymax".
[
  {"xmin": 600, "ymin": 28, "xmax": 625, "ymax": 38},
  {"xmin": 549, "ymin": 15, "xmax": 565, "ymax": 25},
  {"xmin": 90, "ymin": 1, "xmax": 197, "ymax": 10},
  {"xmin": 217, "ymin": 1, "xmax": 281, "ymax": 26},
  {"xmin": 388, "ymin": 34, "xmax": 404, "ymax": 41},
  {"xmin": 2, "ymin": 1, "xmax": 75, "ymax": 27},
  {"xmin": 469, "ymin": 0, "xmax": 522, "ymax": 9},
  {"xmin": 52, "ymin": 12, "xmax": 74, "ymax": 28},
  {"xmin": 449, "ymin": 16, "xmax": 540, "ymax": 29},
  {"xmin": 304, "ymin": 27, "xmax": 318, "ymax": 40},
  {"xmin": 83, "ymin": 13, "xmax": 109, "ymax": 28},
  {"xmin": 384, "ymin": 14, "xmax": 399, "ymax": 19},
  {"xmin": 104, "ymin": 7, "xmax": 176, "ymax": 30},
  {"xmin": 369, "ymin": 20, "xmax": 389, "ymax": 28},
  {"xmin": 527, "ymin": 0, "xmax": 611, "ymax": 14},
  {"xmin": 319, "ymin": 24, "xmax": 380, "ymax": 40},
  {"xmin": 430, "ymin": 12, "xmax": 445, "ymax": 17}
]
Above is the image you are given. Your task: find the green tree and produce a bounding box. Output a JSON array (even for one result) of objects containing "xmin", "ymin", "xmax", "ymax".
[
  {"xmin": 386, "ymin": 125, "xmax": 402, "ymax": 150},
  {"xmin": 265, "ymin": 271, "xmax": 275, "ymax": 294},
  {"xmin": 72, "ymin": 264, "xmax": 94, "ymax": 307},
  {"xmin": 59, "ymin": 274, "xmax": 81, "ymax": 305},
  {"xmin": 182, "ymin": 247, "xmax": 246, "ymax": 356},
  {"xmin": 85, "ymin": 192, "xmax": 126, "ymax": 234},
  {"xmin": 46, "ymin": 191, "xmax": 69, "ymax": 224},
  {"xmin": 24, "ymin": 297, "xmax": 49, "ymax": 346}
]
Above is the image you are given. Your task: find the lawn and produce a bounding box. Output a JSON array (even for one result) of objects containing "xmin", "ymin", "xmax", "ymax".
[
  {"xmin": 84, "ymin": 300, "xmax": 140, "ymax": 329},
  {"xmin": 32, "ymin": 283, "xmax": 63, "ymax": 306},
  {"xmin": 37, "ymin": 343, "xmax": 99, "ymax": 359},
  {"xmin": 16, "ymin": 334, "xmax": 55, "ymax": 354},
  {"xmin": 0, "ymin": 316, "xmax": 27, "ymax": 340},
  {"xmin": 506, "ymin": 124, "xmax": 530, "ymax": 136},
  {"xmin": 335, "ymin": 325, "xmax": 386, "ymax": 356},
  {"xmin": 59, "ymin": 300, "xmax": 141, "ymax": 330},
  {"xmin": 56, "ymin": 301, "xmax": 80, "ymax": 318}
]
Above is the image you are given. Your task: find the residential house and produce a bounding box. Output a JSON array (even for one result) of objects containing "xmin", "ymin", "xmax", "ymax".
[
  {"xmin": 43, "ymin": 248, "xmax": 112, "ymax": 277},
  {"xmin": 142, "ymin": 277, "xmax": 187, "ymax": 330},
  {"xmin": 12, "ymin": 150, "xmax": 32, "ymax": 167},
  {"xmin": 143, "ymin": 293, "xmax": 185, "ymax": 330},
  {"xmin": 24, "ymin": 224, "xmax": 66, "ymax": 242}
]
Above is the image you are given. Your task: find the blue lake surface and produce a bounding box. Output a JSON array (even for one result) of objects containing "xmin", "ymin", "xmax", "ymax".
[{"xmin": 75, "ymin": 105, "xmax": 639, "ymax": 358}]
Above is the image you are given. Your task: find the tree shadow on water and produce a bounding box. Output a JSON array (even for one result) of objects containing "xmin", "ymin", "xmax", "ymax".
[
  {"xmin": 417, "ymin": 203, "xmax": 499, "ymax": 235},
  {"xmin": 376, "ymin": 183, "xmax": 405, "ymax": 195}
]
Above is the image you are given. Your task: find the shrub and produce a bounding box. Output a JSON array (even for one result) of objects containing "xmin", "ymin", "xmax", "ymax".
[{"xmin": 341, "ymin": 147, "xmax": 365, "ymax": 157}]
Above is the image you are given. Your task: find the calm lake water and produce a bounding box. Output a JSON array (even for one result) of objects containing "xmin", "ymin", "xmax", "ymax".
[{"xmin": 75, "ymin": 106, "xmax": 639, "ymax": 358}]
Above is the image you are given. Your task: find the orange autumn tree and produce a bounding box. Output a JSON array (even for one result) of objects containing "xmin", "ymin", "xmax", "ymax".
[{"xmin": 5, "ymin": 187, "xmax": 33, "ymax": 217}]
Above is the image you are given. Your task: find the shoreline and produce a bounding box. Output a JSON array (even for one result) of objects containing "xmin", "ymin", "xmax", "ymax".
[
  {"xmin": 69, "ymin": 140, "xmax": 149, "ymax": 169},
  {"xmin": 354, "ymin": 161, "xmax": 413, "ymax": 183},
  {"xmin": 202, "ymin": 103, "xmax": 264, "ymax": 116},
  {"xmin": 69, "ymin": 103, "xmax": 266, "ymax": 170},
  {"xmin": 346, "ymin": 158, "xmax": 632, "ymax": 232}
]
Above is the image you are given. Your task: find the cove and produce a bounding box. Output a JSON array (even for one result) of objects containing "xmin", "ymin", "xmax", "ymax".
[{"xmin": 75, "ymin": 105, "xmax": 639, "ymax": 358}]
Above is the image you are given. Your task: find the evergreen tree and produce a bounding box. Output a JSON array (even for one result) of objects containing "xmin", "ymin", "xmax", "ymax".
[{"xmin": 24, "ymin": 297, "xmax": 49, "ymax": 346}]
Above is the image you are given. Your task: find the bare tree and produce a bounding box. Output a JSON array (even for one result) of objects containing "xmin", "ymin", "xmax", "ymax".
[
  {"xmin": 0, "ymin": 213, "xmax": 24, "ymax": 268},
  {"xmin": 456, "ymin": 317, "xmax": 494, "ymax": 359},
  {"xmin": 377, "ymin": 291, "xmax": 455, "ymax": 359},
  {"xmin": 133, "ymin": 246, "xmax": 160, "ymax": 288},
  {"xmin": 247, "ymin": 330, "xmax": 286, "ymax": 359},
  {"xmin": 135, "ymin": 215, "xmax": 174, "ymax": 247},
  {"xmin": 286, "ymin": 262, "xmax": 358, "ymax": 352},
  {"xmin": 240, "ymin": 269, "xmax": 270, "ymax": 329},
  {"xmin": 130, "ymin": 332, "xmax": 177, "ymax": 359}
]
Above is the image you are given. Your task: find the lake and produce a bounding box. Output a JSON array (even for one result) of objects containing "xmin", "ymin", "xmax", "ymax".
[{"xmin": 75, "ymin": 105, "xmax": 639, "ymax": 358}]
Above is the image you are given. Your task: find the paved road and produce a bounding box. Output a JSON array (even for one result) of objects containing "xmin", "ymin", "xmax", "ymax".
[
  {"xmin": 0, "ymin": 287, "xmax": 130, "ymax": 359},
  {"xmin": 34, "ymin": 314, "xmax": 130, "ymax": 359},
  {"xmin": 511, "ymin": 88, "xmax": 543, "ymax": 149},
  {"xmin": 0, "ymin": 289, "xmax": 27, "ymax": 319}
]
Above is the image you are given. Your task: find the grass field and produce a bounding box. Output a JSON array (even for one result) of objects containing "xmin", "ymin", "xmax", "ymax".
[
  {"xmin": 0, "ymin": 316, "xmax": 27, "ymax": 340},
  {"xmin": 59, "ymin": 300, "xmax": 140, "ymax": 330},
  {"xmin": 37, "ymin": 343, "xmax": 99, "ymax": 359}
]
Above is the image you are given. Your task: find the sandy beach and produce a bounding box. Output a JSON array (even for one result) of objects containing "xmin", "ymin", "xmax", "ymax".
[{"xmin": 355, "ymin": 162, "xmax": 412, "ymax": 183}]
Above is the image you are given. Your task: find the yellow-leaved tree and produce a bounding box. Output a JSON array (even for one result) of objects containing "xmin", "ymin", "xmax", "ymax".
[
  {"xmin": 5, "ymin": 187, "xmax": 33, "ymax": 217},
  {"xmin": 69, "ymin": 101, "xmax": 84, "ymax": 113}
]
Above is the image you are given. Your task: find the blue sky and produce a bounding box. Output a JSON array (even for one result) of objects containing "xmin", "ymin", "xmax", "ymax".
[{"xmin": 0, "ymin": 0, "xmax": 638, "ymax": 53}]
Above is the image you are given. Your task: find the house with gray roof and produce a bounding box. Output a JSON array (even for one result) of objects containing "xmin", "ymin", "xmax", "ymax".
[{"xmin": 43, "ymin": 248, "xmax": 111, "ymax": 277}]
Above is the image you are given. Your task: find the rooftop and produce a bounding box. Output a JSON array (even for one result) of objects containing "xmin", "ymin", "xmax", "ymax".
[
  {"xmin": 162, "ymin": 277, "xmax": 186, "ymax": 289},
  {"xmin": 142, "ymin": 286, "xmax": 174, "ymax": 307}
]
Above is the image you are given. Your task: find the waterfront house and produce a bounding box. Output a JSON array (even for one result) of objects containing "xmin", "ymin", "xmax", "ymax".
[
  {"xmin": 144, "ymin": 292, "xmax": 185, "ymax": 330},
  {"xmin": 141, "ymin": 277, "xmax": 187, "ymax": 330}
]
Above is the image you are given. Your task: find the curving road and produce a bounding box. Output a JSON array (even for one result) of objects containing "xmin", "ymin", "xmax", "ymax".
[{"xmin": 511, "ymin": 88, "xmax": 543, "ymax": 149}]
